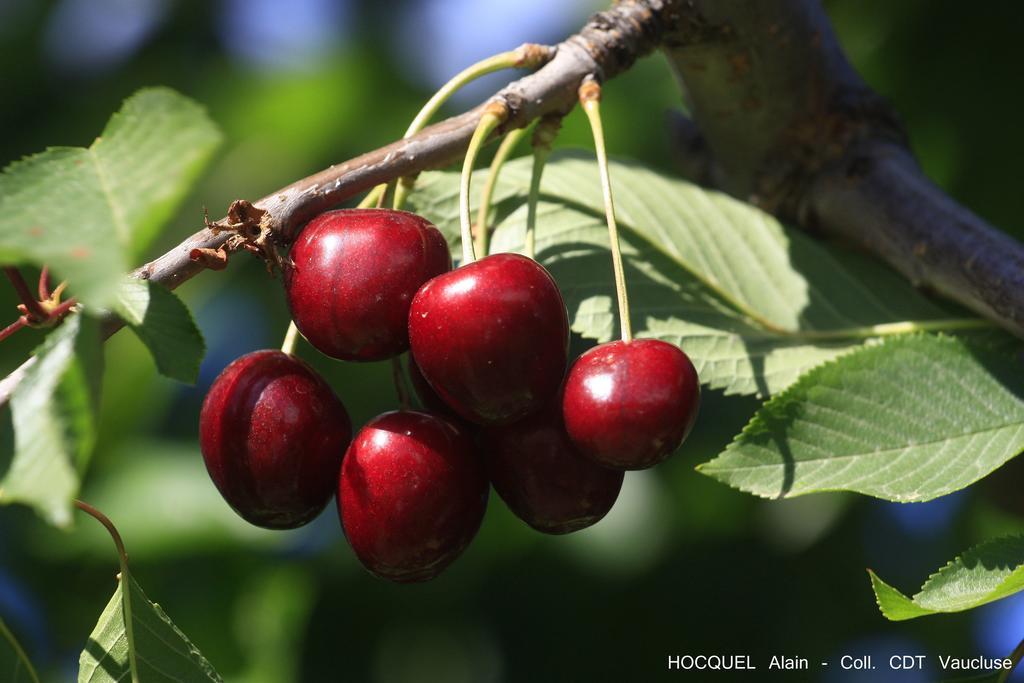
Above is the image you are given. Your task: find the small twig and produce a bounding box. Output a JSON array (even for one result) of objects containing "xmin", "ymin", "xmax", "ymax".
[
  {"xmin": 3, "ymin": 267, "xmax": 46, "ymax": 322},
  {"xmin": 37, "ymin": 265, "xmax": 51, "ymax": 301},
  {"xmin": 0, "ymin": 317, "xmax": 28, "ymax": 342},
  {"xmin": 43, "ymin": 298, "xmax": 77, "ymax": 322}
]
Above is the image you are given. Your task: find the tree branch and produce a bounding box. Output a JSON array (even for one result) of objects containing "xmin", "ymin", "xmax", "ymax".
[
  {"xmin": 659, "ymin": 0, "xmax": 1024, "ymax": 338},
  {"xmin": 1, "ymin": 0, "xmax": 680, "ymax": 405},
  {"xmin": 133, "ymin": 0, "xmax": 678, "ymax": 292}
]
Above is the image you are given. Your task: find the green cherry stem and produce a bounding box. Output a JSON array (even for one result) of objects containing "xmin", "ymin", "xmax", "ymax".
[
  {"xmin": 524, "ymin": 116, "xmax": 561, "ymax": 260},
  {"xmin": 475, "ymin": 126, "xmax": 526, "ymax": 257},
  {"xmin": 404, "ymin": 44, "xmax": 551, "ymax": 139},
  {"xmin": 281, "ymin": 320, "xmax": 301, "ymax": 355},
  {"xmin": 357, "ymin": 185, "xmax": 385, "ymax": 209},
  {"xmin": 388, "ymin": 44, "xmax": 552, "ymax": 211},
  {"xmin": 459, "ymin": 102, "xmax": 508, "ymax": 265},
  {"xmin": 0, "ymin": 617, "xmax": 40, "ymax": 683},
  {"xmin": 580, "ymin": 78, "xmax": 632, "ymax": 342},
  {"xmin": 75, "ymin": 499, "xmax": 139, "ymax": 683}
]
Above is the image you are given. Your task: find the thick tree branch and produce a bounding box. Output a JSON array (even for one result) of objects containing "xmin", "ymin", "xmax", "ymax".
[{"xmin": 659, "ymin": 0, "xmax": 1024, "ymax": 337}]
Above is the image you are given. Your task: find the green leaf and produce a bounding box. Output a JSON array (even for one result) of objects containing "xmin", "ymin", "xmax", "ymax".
[
  {"xmin": 2, "ymin": 315, "xmax": 103, "ymax": 526},
  {"xmin": 698, "ymin": 334, "xmax": 1024, "ymax": 501},
  {"xmin": 117, "ymin": 278, "xmax": 205, "ymax": 383},
  {"xmin": 79, "ymin": 571, "xmax": 223, "ymax": 683},
  {"xmin": 0, "ymin": 87, "xmax": 221, "ymax": 309},
  {"xmin": 0, "ymin": 617, "xmax": 41, "ymax": 683},
  {"xmin": 869, "ymin": 535, "xmax": 1024, "ymax": 621},
  {"xmin": 406, "ymin": 152, "xmax": 974, "ymax": 396}
]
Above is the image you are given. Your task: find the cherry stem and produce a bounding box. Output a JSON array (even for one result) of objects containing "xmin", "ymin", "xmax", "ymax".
[
  {"xmin": 474, "ymin": 127, "xmax": 526, "ymax": 257},
  {"xmin": 0, "ymin": 618, "xmax": 41, "ymax": 683},
  {"xmin": 580, "ymin": 79, "xmax": 632, "ymax": 342},
  {"xmin": 357, "ymin": 185, "xmax": 385, "ymax": 209},
  {"xmin": 3, "ymin": 267, "xmax": 46, "ymax": 322},
  {"xmin": 38, "ymin": 266, "xmax": 51, "ymax": 301},
  {"xmin": 0, "ymin": 317, "xmax": 28, "ymax": 342},
  {"xmin": 391, "ymin": 177, "xmax": 414, "ymax": 212},
  {"xmin": 281, "ymin": 321, "xmax": 301, "ymax": 356},
  {"xmin": 74, "ymin": 499, "xmax": 139, "ymax": 683},
  {"xmin": 525, "ymin": 116, "xmax": 561, "ymax": 260},
  {"xmin": 387, "ymin": 44, "xmax": 553, "ymax": 212},
  {"xmin": 460, "ymin": 104, "xmax": 508, "ymax": 265},
  {"xmin": 997, "ymin": 635, "xmax": 1024, "ymax": 683},
  {"xmin": 75, "ymin": 499, "xmax": 130, "ymax": 570},
  {"xmin": 391, "ymin": 356, "xmax": 410, "ymax": 411}
]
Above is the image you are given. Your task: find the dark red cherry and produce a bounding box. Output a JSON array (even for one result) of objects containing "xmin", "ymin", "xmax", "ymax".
[
  {"xmin": 407, "ymin": 355, "xmax": 456, "ymax": 418},
  {"xmin": 199, "ymin": 350, "xmax": 352, "ymax": 529},
  {"xmin": 481, "ymin": 404, "xmax": 623, "ymax": 534},
  {"xmin": 286, "ymin": 209, "xmax": 450, "ymax": 361},
  {"xmin": 408, "ymin": 253, "xmax": 569, "ymax": 425},
  {"xmin": 338, "ymin": 411, "xmax": 488, "ymax": 582},
  {"xmin": 562, "ymin": 339, "xmax": 700, "ymax": 470}
]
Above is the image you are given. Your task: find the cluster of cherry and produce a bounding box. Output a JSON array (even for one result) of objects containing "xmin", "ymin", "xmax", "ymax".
[{"xmin": 199, "ymin": 207, "xmax": 699, "ymax": 582}]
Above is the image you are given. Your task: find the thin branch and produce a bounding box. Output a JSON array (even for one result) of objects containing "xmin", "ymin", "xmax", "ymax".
[{"xmin": 0, "ymin": 317, "xmax": 28, "ymax": 342}]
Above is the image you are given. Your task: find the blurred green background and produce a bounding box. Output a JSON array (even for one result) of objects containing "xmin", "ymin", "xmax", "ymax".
[{"xmin": 2, "ymin": 0, "xmax": 1023, "ymax": 681}]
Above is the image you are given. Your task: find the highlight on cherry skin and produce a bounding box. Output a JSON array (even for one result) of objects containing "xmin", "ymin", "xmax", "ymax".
[
  {"xmin": 199, "ymin": 350, "xmax": 353, "ymax": 529},
  {"xmin": 408, "ymin": 252, "xmax": 570, "ymax": 425},
  {"xmin": 286, "ymin": 208, "xmax": 451, "ymax": 362},
  {"xmin": 562, "ymin": 338, "xmax": 701, "ymax": 470},
  {"xmin": 481, "ymin": 403, "xmax": 624, "ymax": 534},
  {"xmin": 338, "ymin": 410, "xmax": 489, "ymax": 583}
]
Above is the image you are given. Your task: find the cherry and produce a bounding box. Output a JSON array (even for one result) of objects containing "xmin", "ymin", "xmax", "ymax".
[
  {"xmin": 199, "ymin": 350, "xmax": 352, "ymax": 529},
  {"xmin": 286, "ymin": 209, "xmax": 450, "ymax": 362},
  {"xmin": 407, "ymin": 355, "xmax": 456, "ymax": 418},
  {"xmin": 408, "ymin": 253, "xmax": 569, "ymax": 425},
  {"xmin": 562, "ymin": 339, "xmax": 700, "ymax": 470},
  {"xmin": 338, "ymin": 410, "xmax": 488, "ymax": 582},
  {"xmin": 481, "ymin": 404, "xmax": 623, "ymax": 534}
]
